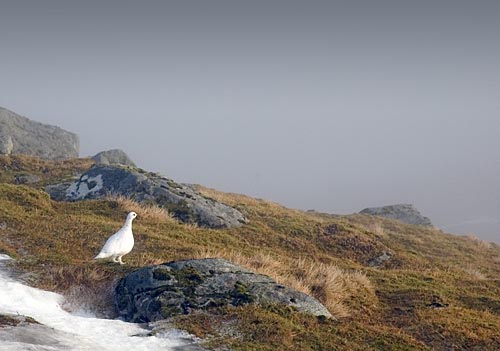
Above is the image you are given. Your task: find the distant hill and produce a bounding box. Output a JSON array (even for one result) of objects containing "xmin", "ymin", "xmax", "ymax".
[{"xmin": 0, "ymin": 106, "xmax": 79, "ymax": 159}]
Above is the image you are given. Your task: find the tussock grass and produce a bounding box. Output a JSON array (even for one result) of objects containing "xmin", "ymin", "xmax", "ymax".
[
  {"xmin": 464, "ymin": 234, "xmax": 493, "ymax": 250},
  {"xmin": 364, "ymin": 221, "xmax": 386, "ymax": 237},
  {"xmin": 134, "ymin": 252, "xmax": 168, "ymax": 266},
  {"xmin": 462, "ymin": 266, "xmax": 488, "ymax": 280},
  {"xmin": 44, "ymin": 265, "xmax": 118, "ymax": 317},
  {"xmin": 106, "ymin": 195, "xmax": 175, "ymax": 223},
  {"xmin": 0, "ymin": 154, "xmax": 92, "ymax": 184},
  {"xmin": 195, "ymin": 248, "xmax": 373, "ymax": 318}
]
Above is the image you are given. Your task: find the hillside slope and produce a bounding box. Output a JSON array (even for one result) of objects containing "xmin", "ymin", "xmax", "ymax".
[{"xmin": 1, "ymin": 155, "xmax": 500, "ymax": 350}]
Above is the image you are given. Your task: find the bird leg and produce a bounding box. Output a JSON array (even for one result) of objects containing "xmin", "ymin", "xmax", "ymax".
[
  {"xmin": 118, "ymin": 256, "xmax": 124, "ymax": 265},
  {"xmin": 112, "ymin": 256, "xmax": 119, "ymax": 263}
]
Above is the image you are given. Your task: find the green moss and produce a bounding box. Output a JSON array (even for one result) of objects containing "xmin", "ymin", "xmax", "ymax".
[
  {"xmin": 230, "ymin": 281, "xmax": 255, "ymax": 305},
  {"xmin": 172, "ymin": 267, "xmax": 204, "ymax": 286},
  {"xmin": 157, "ymin": 198, "xmax": 197, "ymax": 224},
  {"xmin": 166, "ymin": 180, "xmax": 183, "ymax": 189},
  {"xmin": 152, "ymin": 268, "xmax": 172, "ymax": 281},
  {"xmin": 160, "ymin": 304, "xmax": 183, "ymax": 318},
  {"xmin": 173, "ymin": 305, "xmax": 429, "ymax": 351}
]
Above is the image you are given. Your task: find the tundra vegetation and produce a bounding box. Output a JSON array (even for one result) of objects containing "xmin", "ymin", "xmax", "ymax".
[{"xmin": 1, "ymin": 155, "xmax": 500, "ymax": 350}]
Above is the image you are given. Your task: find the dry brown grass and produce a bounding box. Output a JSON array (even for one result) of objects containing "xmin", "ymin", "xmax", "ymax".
[
  {"xmin": 193, "ymin": 185, "xmax": 262, "ymax": 207},
  {"xmin": 463, "ymin": 266, "xmax": 488, "ymax": 280},
  {"xmin": 365, "ymin": 221, "xmax": 386, "ymax": 237},
  {"xmin": 134, "ymin": 252, "xmax": 168, "ymax": 266},
  {"xmin": 195, "ymin": 248, "xmax": 373, "ymax": 319},
  {"xmin": 0, "ymin": 154, "xmax": 93, "ymax": 183},
  {"xmin": 107, "ymin": 195, "xmax": 176, "ymax": 223},
  {"xmin": 42, "ymin": 265, "xmax": 118, "ymax": 317},
  {"xmin": 194, "ymin": 184, "xmax": 307, "ymax": 220},
  {"xmin": 464, "ymin": 234, "xmax": 493, "ymax": 250}
]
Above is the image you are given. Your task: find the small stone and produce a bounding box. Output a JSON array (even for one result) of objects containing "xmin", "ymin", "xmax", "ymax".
[
  {"xmin": 368, "ymin": 252, "xmax": 392, "ymax": 267},
  {"xmin": 14, "ymin": 174, "xmax": 41, "ymax": 184}
]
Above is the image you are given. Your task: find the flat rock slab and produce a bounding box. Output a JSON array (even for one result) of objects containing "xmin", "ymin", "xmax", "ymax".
[{"xmin": 115, "ymin": 258, "xmax": 332, "ymax": 323}]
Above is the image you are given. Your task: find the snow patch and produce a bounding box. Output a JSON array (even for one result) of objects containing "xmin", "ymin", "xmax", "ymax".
[
  {"xmin": 0, "ymin": 262, "xmax": 199, "ymax": 350},
  {"xmin": 66, "ymin": 174, "xmax": 104, "ymax": 200}
]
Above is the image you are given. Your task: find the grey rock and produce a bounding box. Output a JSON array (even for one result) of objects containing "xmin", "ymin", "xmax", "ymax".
[
  {"xmin": 51, "ymin": 165, "xmax": 246, "ymax": 228},
  {"xmin": 91, "ymin": 149, "xmax": 136, "ymax": 167},
  {"xmin": 45, "ymin": 181, "xmax": 74, "ymax": 201},
  {"xmin": 0, "ymin": 314, "xmax": 76, "ymax": 350},
  {"xmin": 0, "ymin": 314, "xmax": 40, "ymax": 328},
  {"xmin": 14, "ymin": 173, "xmax": 41, "ymax": 184},
  {"xmin": 0, "ymin": 106, "xmax": 79, "ymax": 159},
  {"xmin": 360, "ymin": 204, "xmax": 433, "ymax": 226},
  {"xmin": 115, "ymin": 258, "xmax": 332, "ymax": 323},
  {"xmin": 368, "ymin": 251, "xmax": 392, "ymax": 267},
  {"xmin": 0, "ymin": 135, "xmax": 13, "ymax": 154}
]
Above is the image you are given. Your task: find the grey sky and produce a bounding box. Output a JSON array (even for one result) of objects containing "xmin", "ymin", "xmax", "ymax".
[{"xmin": 1, "ymin": 1, "xmax": 499, "ymax": 241}]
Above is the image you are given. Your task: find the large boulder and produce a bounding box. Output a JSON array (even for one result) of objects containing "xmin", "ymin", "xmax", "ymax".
[
  {"xmin": 91, "ymin": 149, "xmax": 136, "ymax": 167},
  {"xmin": 0, "ymin": 107, "xmax": 79, "ymax": 159},
  {"xmin": 115, "ymin": 258, "xmax": 332, "ymax": 322},
  {"xmin": 47, "ymin": 165, "xmax": 246, "ymax": 228},
  {"xmin": 360, "ymin": 204, "xmax": 433, "ymax": 226}
]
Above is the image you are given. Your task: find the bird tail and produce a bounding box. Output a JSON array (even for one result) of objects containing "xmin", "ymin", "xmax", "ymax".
[{"xmin": 94, "ymin": 252, "xmax": 109, "ymax": 259}]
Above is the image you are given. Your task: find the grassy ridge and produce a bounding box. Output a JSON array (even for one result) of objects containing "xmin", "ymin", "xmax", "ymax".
[{"xmin": 1, "ymin": 155, "xmax": 500, "ymax": 350}]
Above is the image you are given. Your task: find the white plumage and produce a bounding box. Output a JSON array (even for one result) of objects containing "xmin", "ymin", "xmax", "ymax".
[{"xmin": 94, "ymin": 212, "xmax": 137, "ymax": 264}]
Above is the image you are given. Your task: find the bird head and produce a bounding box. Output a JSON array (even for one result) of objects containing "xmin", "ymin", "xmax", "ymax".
[{"xmin": 127, "ymin": 212, "xmax": 138, "ymax": 221}]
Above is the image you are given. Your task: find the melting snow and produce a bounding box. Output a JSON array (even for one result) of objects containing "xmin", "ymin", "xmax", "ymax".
[{"xmin": 0, "ymin": 255, "xmax": 198, "ymax": 350}]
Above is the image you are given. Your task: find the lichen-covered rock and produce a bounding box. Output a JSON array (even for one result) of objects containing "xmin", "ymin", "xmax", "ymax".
[
  {"xmin": 91, "ymin": 149, "xmax": 136, "ymax": 167},
  {"xmin": 367, "ymin": 251, "xmax": 392, "ymax": 267},
  {"xmin": 14, "ymin": 173, "xmax": 41, "ymax": 185},
  {"xmin": 0, "ymin": 135, "xmax": 13, "ymax": 155},
  {"xmin": 0, "ymin": 107, "xmax": 79, "ymax": 159},
  {"xmin": 115, "ymin": 258, "xmax": 331, "ymax": 323},
  {"xmin": 360, "ymin": 204, "xmax": 433, "ymax": 226},
  {"xmin": 49, "ymin": 165, "xmax": 246, "ymax": 228}
]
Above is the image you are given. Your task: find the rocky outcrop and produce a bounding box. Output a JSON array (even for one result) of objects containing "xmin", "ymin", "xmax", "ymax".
[
  {"xmin": 91, "ymin": 149, "xmax": 136, "ymax": 167},
  {"xmin": 115, "ymin": 258, "xmax": 332, "ymax": 323},
  {"xmin": 360, "ymin": 204, "xmax": 433, "ymax": 226},
  {"xmin": 0, "ymin": 107, "xmax": 79, "ymax": 159},
  {"xmin": 47, "ymin": 165, "xmax": 246, "ymax": 228}
]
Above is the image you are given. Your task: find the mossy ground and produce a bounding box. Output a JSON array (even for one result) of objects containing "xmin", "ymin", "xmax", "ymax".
[{"xmin": 1, "ymin": 155, "xmax": 500, "ymax": 350}]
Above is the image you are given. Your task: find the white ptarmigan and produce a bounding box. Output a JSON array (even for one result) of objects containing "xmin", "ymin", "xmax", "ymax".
[{"xmin": 94, "ymin": 212, "xmax": 137, "ymax": 264}]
